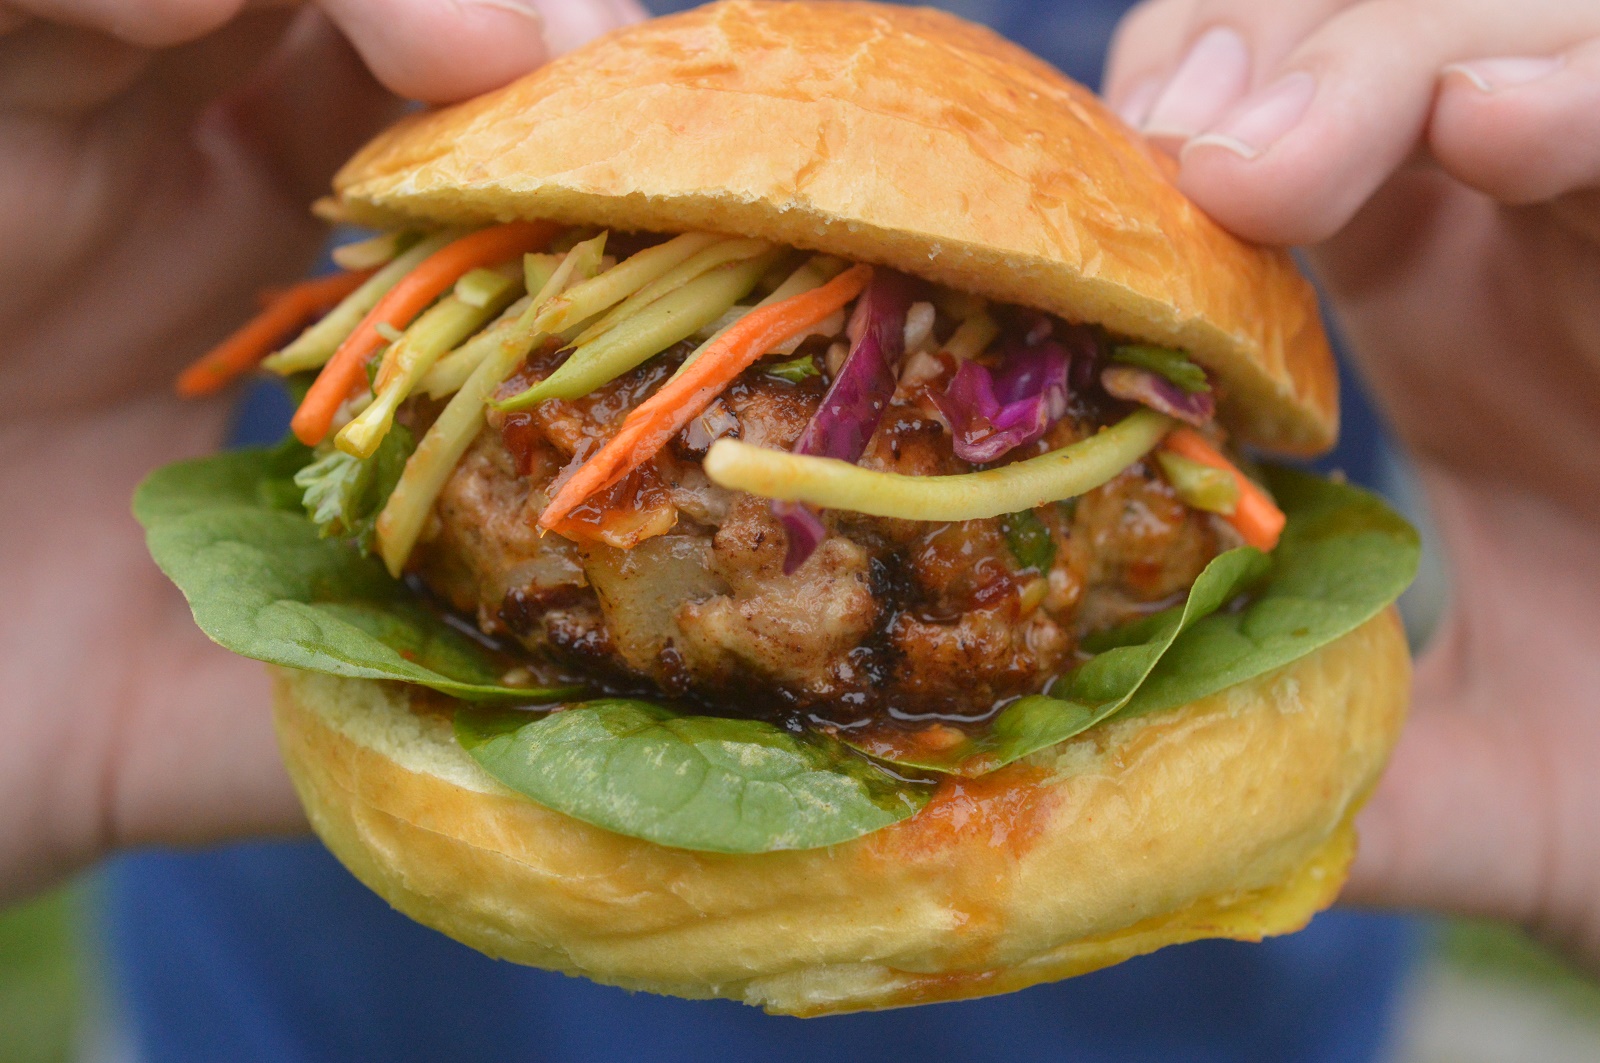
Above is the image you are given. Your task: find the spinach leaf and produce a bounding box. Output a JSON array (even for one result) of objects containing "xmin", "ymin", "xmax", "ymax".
[
  {"xmin": 847, "ymin": 547, "xmax": 1267, "ymax": 775},
  {"xmin": 295, "ymin": 425, "xmax": 415, "ymax": 554},
  {"xmin": 847, "ymin": 469, "xmax": 1418, "ymax": 776},
  {"xmin": 456, "ymin": 701, "xmax": 929, "ymax": 852},
  {"xmin": 135, "ymin": 444, "xmax": 578, "ymax": 702},
  {"xmin": 132, "ymin": 436, "xmax": 313, "ymax": 523},
  {"xmin": 1118, "ymin": 467, "xmax": 1420, "ymax": 718}
]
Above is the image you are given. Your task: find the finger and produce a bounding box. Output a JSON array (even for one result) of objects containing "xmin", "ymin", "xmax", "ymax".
[
  {"xmin": 138, "ymin": 4, "xmax": 296, "ymax": 115},
  {"xmin": 1343, "ymin": 698, "xmax": 1552, "ymax": 924},
  {"xmin": 1343, "ymin": 471, "xmax": 1600, "ymax": 963},
  {"xmin": 0, "ymin": 19, "xmax": 150, "ymax": 112},
  {"xmin": 110, "ymin": 597, "xmax": 308, "ymax": 852},
  {"xmin": 0, "ymin": 3, "xmax": 32, "ymax": 34},
  {"xmin": 1123, "ymin": 0, "xmax": 1356, "ymax": 152},
  {"xmin": 1175, "ymin": 0, "xmax": 1600, "ymax": 245},
  {"xmin": 225, "ymin": 7, "xmax": 401, "ymax": 205},
  {"xmin": 1102, "ymin": 0, "xmax": 1198, "ymax": 125},
  {"xmin": 1430, "ymin": 35, "xmax": 1600, "ymax": 207},
  {"xmin": 316, "ymin": 0, "xmax": 641, "ymax": 104},
  {"xmin": 529, "ymin": 0, "xmax": 645, "ymax": 56},
  {"xmin": 7, "ymin": 0, "xmax": 247, "ymax": 47}
]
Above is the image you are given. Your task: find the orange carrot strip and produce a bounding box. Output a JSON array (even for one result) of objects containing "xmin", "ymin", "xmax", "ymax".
[
  {"xmin": 539, "ymin": 264, "xmax": 873, "ymax": 531},
  {"xmin": 291, "ymin": 220, "xmax": 560, "ymax": 445},
  {"xmin": 1162, "ymin": 428, "xmax": 1287, "ymax": 551},
  {"xmin": 174, "ymin": 270, "xmax": 374, "ymax": 398}
]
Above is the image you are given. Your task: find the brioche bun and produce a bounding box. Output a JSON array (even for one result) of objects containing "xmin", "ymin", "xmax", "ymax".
[
  {"xmin": 272, "ymin": 609, "xmax": 1406, "ymax": 1016},
  {"xmin": 273, "ymin": 0, "xmax": 1405, "ymax": 1015},
  {"xmin": 331, "ymin": 0, "xmax": 1337, "ymax": 456}
]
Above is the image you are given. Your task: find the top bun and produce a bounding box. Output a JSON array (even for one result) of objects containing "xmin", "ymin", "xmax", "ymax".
[{"xmin": 332, "ymin": 0, "xmax": 1337, "ymax": 454}]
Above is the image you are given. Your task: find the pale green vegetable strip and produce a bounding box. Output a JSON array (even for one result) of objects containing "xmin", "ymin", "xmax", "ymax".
[
  {"xmin": 529, "ymin": 234, "xmax": 608, "ymax": 313},
  {"xmin": 704, "ymin": 410, "xmax": 1174, "ymax": 522},
  {"xmin": 419, "ymin": 295, "xmax": 532, "ymax": 399},
  {"xmin": 532, "ymin": 232, "xmax": 719, "ymax": 335},
  {"xmin": 1156, "ymin": 451, "xmax": 1239, "ymax": 514},
  {"xmin": 572, "ymin": 238, "xmax": 773, "ymax": 346},
  {"xmin": 523, "ymin": 252, "xmax": 560, "ymax": 298},
  {"xmin": 940, "ymin": 311, "xmax": 1000, "ymax": 361},
  {"xmin": 262, "ymin": 229, "xmax": 460, "ymax": 375},
  {"xmin": 455, "ymin": 266, "xmax": 516, "ymax": 308},
  {"xmin": 374, "ymin": 262, "xmax": 521, "ymax": 393},
  {"xmin": 498, "ymin": 251, "xmax": 780, "ymax": 409},
  {"xmin": 375, "ymin": 243, "xmax": 603, "ymax": 576},
  {"xmin": 336, "ymin": 274, "xmax": 519, "ymax": 459},
  {"xmin": 759, "ymin": 254, "xmax": 850, "ymax": 306},
  {"xmin": 672, "ymin": 254, "xmax": 849, "ymax": 380},
  {"xmin": 330, "ymin": 229, "xmax": 421, "ymax": 272},
  {"xmin": 420, "ymin": 256, "xmax": 561, "ymax": 398}
]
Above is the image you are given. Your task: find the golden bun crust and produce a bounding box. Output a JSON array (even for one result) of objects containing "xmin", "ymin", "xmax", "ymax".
[
  {"xmin": 271, "ymin": 609, "xmax": 1407, "ymax": 1016},
  {"xmin": 331, "ymin": 0, "xmax": 1337, "ymax": 455}
]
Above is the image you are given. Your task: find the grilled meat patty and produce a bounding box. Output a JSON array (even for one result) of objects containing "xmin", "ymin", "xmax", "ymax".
[{"xmin": 409, "ymin": 349, "xmax": 1225, "ymax": 723}]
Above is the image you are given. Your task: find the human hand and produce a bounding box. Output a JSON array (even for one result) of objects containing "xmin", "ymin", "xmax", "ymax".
[
  {"xmin": 1106, "ymin": 0, "xmax": 1600, "ymax": 967},
  {"xmin": 0, "ymin": 0, "xmax": 642, "ymax": 904}
]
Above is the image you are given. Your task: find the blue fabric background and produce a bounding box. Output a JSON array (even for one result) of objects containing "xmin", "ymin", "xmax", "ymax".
[{"xmin": 101, "ymin": 2, "xmax": 1417, "ymax": 1059}]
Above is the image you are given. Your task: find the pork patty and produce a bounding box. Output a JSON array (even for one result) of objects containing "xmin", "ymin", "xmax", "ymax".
[{"xmin": 410, "ymin": 359, "xmax": 1223, "ymax": 723}]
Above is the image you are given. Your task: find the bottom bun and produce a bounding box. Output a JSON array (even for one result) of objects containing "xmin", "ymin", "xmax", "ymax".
[{"xmin": 272, "ymin": 609, "xmax": 1408, "ymax": 1016}]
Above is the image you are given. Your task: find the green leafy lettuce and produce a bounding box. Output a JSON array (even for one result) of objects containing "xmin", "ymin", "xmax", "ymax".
[
  {"xmin": 295, "ymin": 425, "xmax": 415, "ymax": 554},
  {"xmin": 134, "ymin": 441, "xmax": 578, "ymax": 702},
  {"xmin": 456, "ymin": 701, "xmax": 929, "ymax": 852},
  {"xmin": 1116, "ymin": 467, "xmax": 1420, "ymax": 718},
  {"xmin": 136, "ymin": 438, "xmax": 1415, "ymax": 852},
  {"xmin": 846, "ymin": 468, "xmax": 1418, "ymax": 776}
]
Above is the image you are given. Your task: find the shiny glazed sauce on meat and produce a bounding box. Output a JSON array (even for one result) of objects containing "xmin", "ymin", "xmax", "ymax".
[{"xmin": 404, "ymin": 303, "xmax": 1230, "ymax": 741}]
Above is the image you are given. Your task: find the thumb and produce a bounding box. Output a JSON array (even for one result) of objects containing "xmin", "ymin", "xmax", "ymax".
[
  {"xmin": 1343, "ymin": 681, "xmax": 1549, "ymax": 923},
  {"xmin": 316, "ymin": 0, "xmax": 645, "ymax": 104}
]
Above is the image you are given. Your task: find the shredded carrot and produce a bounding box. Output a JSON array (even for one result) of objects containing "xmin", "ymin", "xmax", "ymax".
[
  {"xmin": 1162, "ymin": 428, "xmax": 1286, "ymax": 551},
  {"xmin": 539, "ymin": 264, "xmax": 873, "ymax": 531},
  {"xmin": 290, "ymin": 220, "xmax": 560, "ymax": 446},
  {"xmin": 174, "ymin": 270, "xmax": 374, "ymax": 398}
]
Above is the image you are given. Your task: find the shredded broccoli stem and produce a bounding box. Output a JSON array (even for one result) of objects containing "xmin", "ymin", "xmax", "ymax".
[
  {"xmin": 704, "ymin": 410, "xmax": 1174, "ymax": 521},
  {"xmin": 496, "ymin": 251, "xmax": 782, "ymax": 409},
  {"xmin": 418, "ymin": 295, "xmax": 531, "ymax": 399},
  {"xmin": 262, "ymin": 230, "xmax": 461, "ymax": 375},
  {"xmin": 531, "ymin": 231, "xmax": 720, "ymax": 336},
  {"xmin": 1111, "ymin": 344, "xmax": 1210, "ymax": 393},
  {"xmin": 454, "ymin": 266, "xmax": 515, "ymax": 308},
  {"xmin": 373, "ymin": 238, "xmax": 605, "ymax": 576},
  {"xmin": 330, "ymin": 229, "xmax": 422, "ymax": 272},
  {"xmin": 1156, "ymin": 450, "xmax": 1240, "ymax": 514},
  {"xmin": 335, "ymin": 268, "xmax": 520, "ymax": 458},
  {"xmin": 571, "ymin": 237, "xmax": 774, "ymax": 346},
  {"xmin": 671, "ymin": 254, "xmax": 849, "ymax": 380}
]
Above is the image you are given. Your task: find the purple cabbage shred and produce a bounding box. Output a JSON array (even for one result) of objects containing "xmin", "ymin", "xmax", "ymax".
[
  {"xmin": 775, "ymin": 270, "xmax": 915, "ymax": 572},
  {"xmin": 930, "ymin": 339, "xmax": 1071, "ymax": 464},
  {"xmin": 1099, "ymin": 364, "xmax": 1216, "ymax": 426},
  {"xmin": 774, "ymin": 501, "xmax": 829, "ymax": 576}
]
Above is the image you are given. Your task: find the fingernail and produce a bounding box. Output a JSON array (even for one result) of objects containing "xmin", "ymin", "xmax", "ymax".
[
  {"xmin": 1444, "ymin": 55, "xmax": 1564, "ymax": 93},
  {"xmin": 1183, "ymin": 71, "xmax": 1316, "ymax": 161},
  {"xmin": 470, "ymin": 0, "xmax": 541, "ymax": 18},
  {"xmin": 1141, "ymin": 27, "xmax": 1252, "ymax": 151},
  {"xmin": 1114, "ymin": 76, "xmax": 1163, "ymax": 128}
]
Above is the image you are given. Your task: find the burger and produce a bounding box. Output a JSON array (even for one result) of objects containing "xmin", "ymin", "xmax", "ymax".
[{"xmin": 139, "ymin": 0, "xmax": 1418, "ymax": 1016}]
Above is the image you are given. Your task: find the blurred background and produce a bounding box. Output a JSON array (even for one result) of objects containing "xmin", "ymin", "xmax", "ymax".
[
  {"xmin": 4, "ymin": 0, "xmax": 1597, "ymax": 1060},
  {"xmin": 7, "ymin": 878, "xmax": 1600, "ymax": 1061}
]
